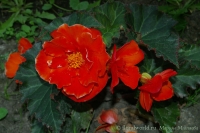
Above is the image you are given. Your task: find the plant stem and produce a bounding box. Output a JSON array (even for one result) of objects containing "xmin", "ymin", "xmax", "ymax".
[{"xmin": 52, "ymin": 3, "xmax": 72, "ymax": 12}]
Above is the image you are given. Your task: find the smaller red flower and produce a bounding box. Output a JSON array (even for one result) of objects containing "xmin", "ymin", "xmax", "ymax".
[
  {"xmin": 108, "ymin": 40, "xmax": 144, "ymax": 92},
  {"xmin": 139, "ymin": 69, "xmax": 177, "ymax": 112},
  {"xmin": 96, "ymin": 109, "xmax": 119, "ymax": 133},
  {"xmin": 5, "ymin": 38, "xmax": 32, "ymax": 78}
]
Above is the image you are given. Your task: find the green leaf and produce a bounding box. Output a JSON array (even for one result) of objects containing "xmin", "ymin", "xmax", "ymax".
[
  {"xmin": 15, "ymin": 42, "xmax": 63, "ymax": 133},
  {"xmin": 21, "ymin": 24, "xmax": 31, "ymax": 33},
  {"xmin": 31, "ymin": 120, "xmax": 46, "ymax": 133},
  {"xmin": 71, "ymin": 104, "xmax": 93, "ymax": 132},
  {"xmin": 87, "ymin": 0, "xmax": 101, "ymax": 9},
  {"xmin": 35, "ymin": 10, "xmax": 56, "ymax": 20},
  {"xmin": 0, "ymin": 107, "xmax": 8, "ymax": 120},
  {"xmin": 139, "ymin": 49, "xmax": 164, "ymax": 75},
  {"xmin": 16, "ymin": 31, "xmax": 27, "ymax": 39},
  {"xmin": 173, "ymin": 64, "xmax": 200, "ymax": 97},
  {"xmin": 70, "ymin": 0, "xmax": 89, "ymax": 10},
  {"xmin": 172, "ymin": 44, "xmax": 200, "ymax": 97},
  {"xmin": 179, "ymin": 44, "xmax": 200, "ymax": 69},
  {"xmin": 158, "ymin": 5, "xmax": 177, "ymax": 13},
  {"xmin": 152, "ymin": 101, "xmax": 180, "ymax": 133},
  {"xmin": 0, "ymin": 11, "xmax": 20, "ymax": 35},
  {"xmin": 49, "ymin": 0, "xmax": 55, "ymax": 4},
  {"xmin": 126, "ymin": 4, "xmax": 179, "ymax": 67},
  {"xmin": 63, "ymin": 12, "xmax": 102, "ymax": 27},
  {"xmin": 23, "ymin": 9, "xmax": 33, "ymax": 14},
  {"xmin": 92, "ymin": 1, "xmax": 126, "ymax": 47},
  {"xmin": 42, "ymin": 3, "xmax": 52, "ymax": 10},
  {"xmin": 16, "ymin": 14, "xmax": 28, "ymax": 24}
]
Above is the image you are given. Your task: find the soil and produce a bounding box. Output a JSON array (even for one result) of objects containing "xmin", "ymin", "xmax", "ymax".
[{"xmin": 1, "ymin": 0, "xmax": 200, "ymax": 133}]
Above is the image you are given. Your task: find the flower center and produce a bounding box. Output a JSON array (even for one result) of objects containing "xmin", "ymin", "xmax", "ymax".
[{"xmin": 67, "ymin": 52, "xmax": 85, "ymax": 68}]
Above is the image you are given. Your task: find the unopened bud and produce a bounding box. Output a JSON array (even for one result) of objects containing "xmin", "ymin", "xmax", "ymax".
[{"xmin": 140, "ymin": 72, "xmax": 151, "ymax": 84}]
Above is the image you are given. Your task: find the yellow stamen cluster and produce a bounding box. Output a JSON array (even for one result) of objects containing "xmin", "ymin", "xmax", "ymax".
[{"xmin": 67, "ymin": 52, "xmax": 85, "ymax": 68}]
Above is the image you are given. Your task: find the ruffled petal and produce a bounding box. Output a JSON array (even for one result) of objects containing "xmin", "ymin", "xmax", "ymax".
[
  {"xmin": 152, "ymin": 80, "xmax": 174, "ymax": 101},
  {"xmin": 35, "ymin": 50, "xmax": 52, "ymax": 81},
  {"xmin": 118, "ymin": 66, "xmax": 140, "ymax": 90},
  {"xmin": 98, "ymin": 110, "xmax": 118, "ymax": 124},
  {"xmin": 56, "ymin": 24, "xmax": 90, "ymax": 42},
  {"xmin": 139, "ymin": 75, "xmax": 163, "ymax": 94},
  {"xmin": 62, "ymin": 77, "xmax": 94, "ymax": 99},
  {"xmin": 51, "ymin": 36, "xmax": 77, "ymax": 52},
  {"xmin": 77, "ymin": 32, "xmax": 106, "ymax": 52},
  {"xmin": 79, "ymin": 57, "xmax": 98, "ymax": 86},
  {"xmin": 78, "ymin": 35, "xmax": 109, "ymax": 77},
  {"xmin": 117, "ymin": 40, "xmax": 144, "ymax": 66},
  {"xmin": 89, "ymin": 28, "xmax": 102, "ymax": 39},
  {"xmin": 139, "ymin": 91, "xmax": 153, "ymax": 112},
  {"xmin": 5, "ymin": 52, "xmax": 26, "ymax": 78},
  {"xmin": 157, "ymin": 69, "xmax": 177, "ymax": 82},
  {"xmin": 67, "ymin": 73, "xmax": 108, "ymax": 102},
  {"xmin": 49, "ymin": 67, "xmax": 71, "ymax": 89},
  {"xmin": 18, "ymin": 38, "xmax": 32, "ymax": 54},
  {"xmin": 43, "ymin": 41, "xmax": 66, "ymax": 57}
]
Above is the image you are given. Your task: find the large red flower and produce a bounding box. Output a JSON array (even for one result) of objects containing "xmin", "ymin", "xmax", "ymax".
[
  {"xmin": 5, "ymin": 38, "xmax": 32, "ymax": 78},
  {"xmin": 35, "ymin": 24, "xmax": 110, "ymax": 102},
  {"xmin": 108, "ymin": 40, "xmax": 144, "ymax": 92},
  {"xmin": 139, "ymin": 69, "xmax": 177, "ymax": 112}
]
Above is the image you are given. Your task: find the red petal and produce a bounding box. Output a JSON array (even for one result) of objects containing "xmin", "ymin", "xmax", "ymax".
[
  {"xmin": 79, "ymin": 57, "xmax": 98, "ymax": 86},
  {"xmin": 62, "ymin": 77, "xmax": 93, "ymax": 99},
  {"xmin": 96, "ymin": 124, "xmax": 110, "ymax": 132},
  {"xmin": 116, "ymin": 40, "xmax": 144, "ymax": 66},
  {"xmin": 77, "ymin": 32, "xmax": 104, "ymax": 52},
  {"xmin": 99, "ymin": 110, "xmax": 118, "ymax": 124},
  {"xmin": 43, "ymin": 41, "xmax": 66, "ymax": 57},
  {"xmin": 152, "ymin": 80, "xmax": 174, "ymax": 101},
  {"xmin": 89, "ymin": 28, "xmax": 102, "ymax": 39},
  {"xmin": 118, "ymin": 66, "xmax": 140, "ymax": 90},
  {"xmin": 56, "ymin": 24, "xmax": 90, "ymax": 42},
  {"xmin": 51, "ymin": 29, "xmax": 62, "ymax": 38},
  {"xmin": 48, "ymin": 56, "xmax": 67, "ymax": 69},
  {"xmin": 35, "ymin": 50, "xmax": 52, "ymax": 81},
  {"xmin": 139, "ymin": 91, "xmax": 153, "ymax": 112},
  {"xmin": 77, "ymin": 33, "xmax": 109, "ymax": 76},
  {"xmin": 49, "ymin": 67, "xmax": 71, "ymax": 89},
  {"xmin": 5, "ymin": 52, "xmax": 26, "ymax": 78},
  {"xmin": 110, "ymin": 45, "xmax": 119, "ymax": 91},
  {"xmin": 18, "ymin": 38, "xmax": 32, "ymax": 54},
  {"xmin": 139, "ymin": 75, "xmax": 163, "ymax": 94},
  {"xmin": 110, "ymin": 64, "xmax": 119, "ymax": 92},
  {"xmin": 157, "ymin": 69, "xmax": 177, "ymax": 82},
  {"xmin": 67, "ymin": 73, "xmax": 108, "ymax": 102},
  {"xmin": 51, "ymin": 36, "xmax": 77, "ymax": 52}
]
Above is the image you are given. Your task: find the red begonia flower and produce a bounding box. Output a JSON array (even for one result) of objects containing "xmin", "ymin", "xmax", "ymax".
[
  {"xmin": 35, "ymin": 24, "xmax": 110, "ymax": 102},
  {"xmin": 108, "ymin": 40, "xmax": 144, "ymax": 92},
  {"xmin": 139, "ymin": 69, "xmax": 177, "ymax": 112},
  {"xmin": 96, "ymin": 109, "xmax": 119, "ymax": 133},
  {"xmin": 5, "ymin": 38, "xmax": 32, "ymax": 78}
]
